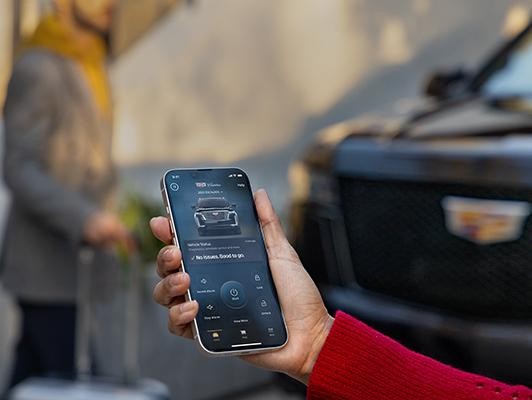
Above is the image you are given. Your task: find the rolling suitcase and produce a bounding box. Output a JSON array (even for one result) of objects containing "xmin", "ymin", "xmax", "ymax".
[{"xmin": 8, "ymin": 247, "xmax": 170, "ymax": 400}]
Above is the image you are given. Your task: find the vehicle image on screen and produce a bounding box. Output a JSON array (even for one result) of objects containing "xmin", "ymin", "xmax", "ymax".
[
  {"xmin": 289, "ymin": 23, "xmax": 532, "ymax": 387},
  {"xmin": 193, "ymin": 197, "xmax": 241, "ymax": 236}
]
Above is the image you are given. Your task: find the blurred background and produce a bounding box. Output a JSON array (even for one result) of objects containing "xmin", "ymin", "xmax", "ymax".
[{"xmin": 1, "ymin": 1, "xmax": 532, "ymax": 399}]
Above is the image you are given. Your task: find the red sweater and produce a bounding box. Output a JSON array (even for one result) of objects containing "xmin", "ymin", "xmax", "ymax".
[{"xmin": 308, "ymin": 312, "xmax": 531, "ymax": 399}]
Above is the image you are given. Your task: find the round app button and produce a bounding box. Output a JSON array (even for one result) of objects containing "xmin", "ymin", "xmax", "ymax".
[
  {"xmin": 220, "ymin": 281, "xmax": 247, "ymax": 309},
  {"xmin": 169, "ymin": 183, "xmax": 180, "ymax": 191}
]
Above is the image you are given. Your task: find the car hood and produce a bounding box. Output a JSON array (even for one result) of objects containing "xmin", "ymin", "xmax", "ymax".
[
  {"xmin": 406, "ymin": 97, "xmax": 532, "ymax": 139},
  {"xmin": 301, "ymin": 114, "xmax": 410, "ymax": 169},
  {"xmin": 302, "ymin": 96, "xmax": 532, "ymax": 170}
]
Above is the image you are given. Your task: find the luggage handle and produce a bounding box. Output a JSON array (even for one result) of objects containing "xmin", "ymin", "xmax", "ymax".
[
  {"xmin": 75, "ymin": 246, "xmax": 142, "ymax": 385},
  {"xmin": 123, "ymin": 251, "xmax": 142, "ymax": 385},
  {"xmin": 76, "ymin": 247, "xmax": 94, "ymax": 382}
]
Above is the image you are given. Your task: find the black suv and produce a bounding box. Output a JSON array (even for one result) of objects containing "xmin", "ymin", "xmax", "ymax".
[
  {"xmin": 193, "ymin": 197, "xmax": 241, "ymax": 236},
  {"xmin": 290, "ymin": 23, "xmax": 532, "ymax": 385}
]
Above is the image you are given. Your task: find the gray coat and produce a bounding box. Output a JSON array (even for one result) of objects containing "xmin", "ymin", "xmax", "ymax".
[{"xmin": 1, "ymin": 49, "xmax": 118, "ymax": 303}]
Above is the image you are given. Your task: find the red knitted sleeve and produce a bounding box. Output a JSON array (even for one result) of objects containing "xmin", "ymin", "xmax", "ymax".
[{"xmin": 307, "ymin": 311, "xmax": 531, "ymax": 400}]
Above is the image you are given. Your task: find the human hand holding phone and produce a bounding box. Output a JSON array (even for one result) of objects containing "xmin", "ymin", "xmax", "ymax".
[{"xmin": 151, "ymin": 189, "xmax": 334, "ymax": 384}]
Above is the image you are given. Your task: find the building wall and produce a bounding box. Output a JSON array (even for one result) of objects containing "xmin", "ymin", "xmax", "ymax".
[
  {"xmin": 112, "ymin": 0, "xmax": 183, "ymax": 55},
  {"xmin": 0, "ymin": 0, "xmax": 182, "ymax": 107},
  {"xmin": 110, "ymin": 0, "xmax": 532, "ymax": 166},
  {"xmin": 0, "ymin": 1, "xmax": 14, "ymax": 109}
]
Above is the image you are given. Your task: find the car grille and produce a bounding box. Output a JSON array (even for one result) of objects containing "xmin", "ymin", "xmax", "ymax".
[
  {"xmin": 339, "ymin": 177, "xmax": 532, "ymax": 320},
  {"xmin": 203, "ymin": 210, "xmax": 229, "ymax": 220}
]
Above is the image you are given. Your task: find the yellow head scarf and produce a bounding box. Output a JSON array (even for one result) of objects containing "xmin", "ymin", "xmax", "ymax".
[{"xmin": 23, "ymin": 14, "xmax": 112, "ymax": 118}]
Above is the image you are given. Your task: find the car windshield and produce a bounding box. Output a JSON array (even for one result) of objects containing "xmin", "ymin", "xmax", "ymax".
[
  {"xmin": 197, "ymin": 198, "xmax": 229, "ymax": 209},
  {"xmin": 481, "ymin": 27, "xmax": 532, "ymax": 99}
]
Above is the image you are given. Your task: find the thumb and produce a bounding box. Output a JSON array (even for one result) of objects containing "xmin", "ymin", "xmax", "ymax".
[{"xmin": 254, "ymin": 189, "xmax": 288, "ymax": 251}]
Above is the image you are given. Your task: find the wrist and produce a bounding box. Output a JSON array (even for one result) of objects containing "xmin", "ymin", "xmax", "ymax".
[{"xmin": 298, "ymin": 313, "xmax": 335, "ymax": 385}]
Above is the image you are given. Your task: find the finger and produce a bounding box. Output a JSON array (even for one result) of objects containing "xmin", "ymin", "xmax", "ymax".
[
  {"xmin": 153, "ymin": 272, "xmax": 190, "ymax": 307},
  {"xmin": 168, "ymin": 300, "xmax": 199, "ymax": 338},
  {"xmin": 156, "ymin": 245, "xmax": 182, "ymax": 278},
  {"xmin": 254, "ymin": 189, "xmax": 289, "ymax": 252},
  {"xmin": 150, "ymin": 216, "xmax": 173, "ymax": 244}
]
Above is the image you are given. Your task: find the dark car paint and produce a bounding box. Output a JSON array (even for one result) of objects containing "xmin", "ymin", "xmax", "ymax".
[
  {"xmin": 301, "ymin": 95, "xmax": 532, "ymax": 176},
  {"xmin": 291, "ymin": 23, "xmax": 532, "ymax": 386},
  {"xmin": 299, "ymin": 23, "xmax": 532, "ymax": 172}
]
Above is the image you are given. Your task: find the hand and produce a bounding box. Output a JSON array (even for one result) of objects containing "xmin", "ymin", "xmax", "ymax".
[
  {"xmin": 83, "ymin": 211, "xmax": 133, "ymax": 249},
  {"xmin": 150, "ymin": 189, "xmax": 334, "ymax": 384}
]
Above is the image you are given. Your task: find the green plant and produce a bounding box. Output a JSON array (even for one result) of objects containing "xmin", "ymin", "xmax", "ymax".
[{"xmin": 119, "ymin": 193, "xmax": 164, "ymax": 265}]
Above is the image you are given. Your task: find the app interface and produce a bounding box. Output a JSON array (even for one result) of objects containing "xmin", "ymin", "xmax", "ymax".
[{"xmin": 165, "ymin": 169, "xmax": 287, "ymax": 352}]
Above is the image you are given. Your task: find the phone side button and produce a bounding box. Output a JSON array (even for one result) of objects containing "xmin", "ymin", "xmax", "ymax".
[
  {"xmin": 172, "ymin": 236, "xmax": 179, "ymax": 247},
  {"xmin": 170, "ymin": 229, "xmax": 180, "ymax": 248}
]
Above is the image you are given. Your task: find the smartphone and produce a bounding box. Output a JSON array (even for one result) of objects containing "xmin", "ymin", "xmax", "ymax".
[{"xmin": 160, "ymin": 168, "xmax": 288, "ymax": 356}]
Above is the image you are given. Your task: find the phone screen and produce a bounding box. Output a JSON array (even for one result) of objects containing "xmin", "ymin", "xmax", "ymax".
[{"xmin": 163, "ymin": 168, "xmax": 288, "ymax": 354}]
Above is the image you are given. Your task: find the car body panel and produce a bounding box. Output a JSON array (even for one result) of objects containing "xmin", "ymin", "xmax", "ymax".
[{"xmin": 290, "ymin": 22, "xmax": 532, "ymax": 385}]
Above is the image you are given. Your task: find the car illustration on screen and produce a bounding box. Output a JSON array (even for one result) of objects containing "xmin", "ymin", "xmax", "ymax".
[{"xmin": 193, "ymin": 197, "xmax": 241, "ymax": 236}]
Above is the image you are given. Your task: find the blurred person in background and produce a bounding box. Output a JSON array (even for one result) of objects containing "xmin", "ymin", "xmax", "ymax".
[{"xmin": 0, "ymin": 0, "xmax": 130, "ymax": 394}]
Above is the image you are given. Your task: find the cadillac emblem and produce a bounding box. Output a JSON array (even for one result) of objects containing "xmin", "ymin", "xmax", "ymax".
[{"xmin": 441, "ymin": 196, "xmax": 531, "ymax": 245}]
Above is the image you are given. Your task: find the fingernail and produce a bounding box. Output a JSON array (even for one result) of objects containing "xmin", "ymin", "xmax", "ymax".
[
  {"xmin": 162, "ymin": 247, "xmax": 174, "ymax": 261},
  {"xmin": 170, "ymin": 272, "xmax": 183, "ymax": 286},
  {"xmin": 179, "ymin": 301, "xmax": 195, "ymax": 313}
]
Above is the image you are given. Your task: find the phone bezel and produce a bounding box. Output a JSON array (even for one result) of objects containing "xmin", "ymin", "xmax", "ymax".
[{"xmin": 160, "ymin": 167, "xmax": 289, "ymax": 357}]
